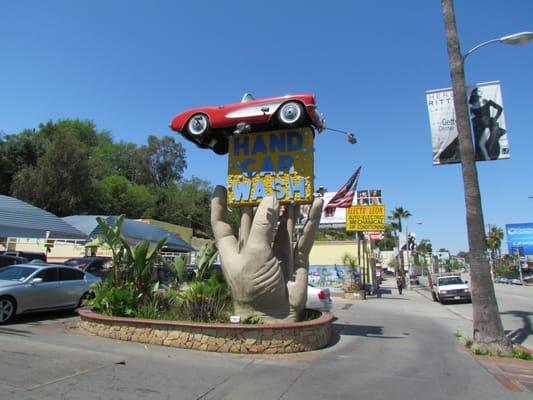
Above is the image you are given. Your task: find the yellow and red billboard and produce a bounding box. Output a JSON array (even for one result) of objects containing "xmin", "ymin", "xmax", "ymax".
[
  {"xmin": 346, "ymin": 205, "xmax": 385, "ymax": 232},
  {"xmin": 227, "ymin": 128, "xmax": 314, "ymax": 206}
]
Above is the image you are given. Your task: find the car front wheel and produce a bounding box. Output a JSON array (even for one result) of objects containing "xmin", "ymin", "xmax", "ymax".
[
  {"xmin": 186, "ymin": 114, "xmax": 210, "ymax": 141},
  {"xmin": 0, "ymin": 296, "xmax": 16, "ymax": 324},
  {"xmin": 277, "ymin": 101, "xmax": 306, "ymax": 127}
]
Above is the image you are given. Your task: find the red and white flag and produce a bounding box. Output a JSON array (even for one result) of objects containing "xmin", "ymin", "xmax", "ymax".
[{"xmin": 324, "ymin": 166, "xmax": 362, "ymax": 217}]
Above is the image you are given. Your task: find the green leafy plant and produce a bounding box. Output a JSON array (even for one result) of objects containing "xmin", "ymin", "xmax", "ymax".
[
  {"xmin": 174, "ymin": 274, "xmax": 232, "ymax": 322},
  {"xmin": 242, "ymin": 316, "xmax": 263, "ymax": 325},
  {"xmin": 122, "ymin": 235, "xmax": 168, "ymax": 298},
  {"xmin": 89, "ymin": 279, "xmax": 137, "ymax": 317},
  {"xmin": 94, "ymin": 215, "xmax": 127, "ymax": 286},
  {"xmin": 172, "ymin": 256, "xmax": 188, "ymax": 285},
  {"xmin": 195, "ymin": 243, "xmax": 219, "ymax": 280},
  {"xmin": 297, "ymin": 309, "xmax": 321, "ymax": 322},
  {"xmin": 511, "ymin": 348, "xmax": 532, "ymax": 360},
  {"xmin": 135, "ymin": 296, "xmax": 161, "ymax": 320}
]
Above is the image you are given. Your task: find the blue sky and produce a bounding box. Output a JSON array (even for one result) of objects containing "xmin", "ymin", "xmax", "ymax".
[{"xmin": 1, "ymin": 1, "xmax": 532, "ymax": 254}]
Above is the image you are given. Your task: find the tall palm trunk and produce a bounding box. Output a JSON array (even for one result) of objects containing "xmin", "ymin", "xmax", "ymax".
[{"xmin": 441, "ymin": 0, "xmax": 510, "ymax": 351}]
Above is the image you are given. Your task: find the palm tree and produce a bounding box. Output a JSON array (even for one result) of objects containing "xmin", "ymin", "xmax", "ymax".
[
  {"xmin": 390, "ymin": 207, "xmax": 411, "ymax": 233},
  {"xmin": 389, "ymin": 207, "xmax": 411, "ymax": 277},
  {"xmin": 486, "ymin": 226, "xmax": 504, "ymax": 260},
  {"xmin": 441, "ymin": 0, "xmax": 511, "ymax": 352}
]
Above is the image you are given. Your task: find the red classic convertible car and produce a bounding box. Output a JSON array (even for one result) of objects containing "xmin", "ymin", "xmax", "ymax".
[{"xmin": 169, "ymin": 93, "xmax": 325, "ymax": 155}]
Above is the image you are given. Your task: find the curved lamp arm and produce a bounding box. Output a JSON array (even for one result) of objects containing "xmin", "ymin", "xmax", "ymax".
[{"xmin": 463, "ymin": 32, "xmax": 533, "ymax": 60}]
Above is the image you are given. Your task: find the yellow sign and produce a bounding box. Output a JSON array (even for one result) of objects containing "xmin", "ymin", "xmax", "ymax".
[
  {"xmin": 346, "ymin": 205, "xmax": 385, "ymax": 232},
  {"xmin": 227, "ymin": 128, "xmax": 314, "ymax": 206}
]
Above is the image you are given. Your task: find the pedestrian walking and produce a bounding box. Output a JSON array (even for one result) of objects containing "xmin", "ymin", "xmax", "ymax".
[{"xmin": 397, "ymin": 276, "xmax": 404, "ymax": 295}]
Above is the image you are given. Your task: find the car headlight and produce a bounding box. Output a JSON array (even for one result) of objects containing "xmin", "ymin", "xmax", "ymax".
[
  {"xmin": 439, "ymin": 290, "xmax": 447, "ymax": 294},
  {"xmin": 463, "ymin": 288, "xmax": 470, "ymax": 293}
]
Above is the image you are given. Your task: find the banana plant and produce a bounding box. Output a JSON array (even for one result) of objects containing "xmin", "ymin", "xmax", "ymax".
[
  {"xmin": 95, "ymin": 215, "xmax": 126, "ymax": 286},
  {"xmin": 195, "ymin": 243, "xmax": 219, "ymax": 281},
  {"xmin": 122, "ymin": 236, "xmax": 168, "ymax": 297}
]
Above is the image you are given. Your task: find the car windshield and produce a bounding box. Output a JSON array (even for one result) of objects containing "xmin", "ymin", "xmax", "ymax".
[
  {"xmin": 241, "ymin": 93, "xmax": 255, "ymax": 102},
  {"xmin": 64, "ymin": 259, "xmax": 87, "ymax": 266},
  {"xmin": 439, "ymin": 277, "xmax": 463, "ymax": 285},
  {"xmin": 0, "ymin": 266, "xmax": 37, "ymax": 281}
]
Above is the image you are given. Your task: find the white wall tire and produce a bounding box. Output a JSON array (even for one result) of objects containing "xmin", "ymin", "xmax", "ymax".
[
  {"xmin": 277, "ymin": 101, "xmax": 305, "ymax": 127},
  {"xmin": 186, "ymin": 114, "xmax": 210, "ymax": 138}
]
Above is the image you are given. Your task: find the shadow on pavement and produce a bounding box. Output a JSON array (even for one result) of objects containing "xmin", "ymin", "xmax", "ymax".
[
  {"xmin": 326, "ymin": 323, "xmax": 406, "ymax": 347},
  {"xmin": 0, "ymin": 326, "xmax": 33, "ymax": 337},
  {"xmin": 501, "ymin": 310, "xmax": 532, "ymax": 345},
  {"xmin": 9, "ymin": 309, "xmax": 79, "ymax": 326}
]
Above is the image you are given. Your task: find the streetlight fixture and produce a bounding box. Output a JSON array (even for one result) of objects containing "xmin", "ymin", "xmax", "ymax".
[
  {"xmin": 463, "ymin": 32, "xmax": 533, "ymax": 59},
  {"xmin": 441, "ymin": 0, "xmax": 533, "ymax": 350}
]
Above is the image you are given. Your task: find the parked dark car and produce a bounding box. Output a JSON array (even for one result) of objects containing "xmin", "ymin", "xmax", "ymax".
[
  {"xmin": 0, "ymin": 255, "xmax": 28, "ymax": 268},
  {"xmin": 63, "ymin": 257, "xmax": 112, "ymax": 279},
  {"xmin": 409, "ymin": 275, "xmax": 420, "ymax": 285},
  {"xmin": 1, "ymin": 251, "xmax": 46, "ymax": 263}
]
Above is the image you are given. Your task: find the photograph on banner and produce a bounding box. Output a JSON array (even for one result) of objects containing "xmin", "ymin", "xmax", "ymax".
[
  {"xmin": 227, "ymin": 127, "xmax": 314, "ymax": 206},
  {"xmin": 346, "ymin": 205, "xmax": 385, "ymax": 232},
  {"xmin": 506, "ymin": 223, "xmax": 533, "ymax": 256},
  {"xmin": 356, "ymin": 189, "xmax": 382, "ymax": 205},
  {"xmin": 427, "ymin": 81, "xmax": 509, "ymax": 165}
]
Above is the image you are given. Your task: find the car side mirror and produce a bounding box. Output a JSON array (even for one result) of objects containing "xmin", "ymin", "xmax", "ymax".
[
  {"xmin": 30, "ymin": 277, "xmax": 43, "ymax": 284},
  {"xmin": 464, "ymin": 280, "xmax": 468, "ymax": 284}
]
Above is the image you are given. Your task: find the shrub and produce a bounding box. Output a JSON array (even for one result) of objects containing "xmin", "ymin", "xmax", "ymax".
[
  {"xmin": 174, "ymin": 274, "xmax": 232, "ymax": 323},
  {"xmin": 89, "ymin": 279, "xmax": 137, "ymax": 317}
]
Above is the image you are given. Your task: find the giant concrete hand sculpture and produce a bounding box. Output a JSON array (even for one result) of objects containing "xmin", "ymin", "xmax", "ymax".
[{"xmin": 211, "ymin": 185, "xmax": 324, "ymax": 323}]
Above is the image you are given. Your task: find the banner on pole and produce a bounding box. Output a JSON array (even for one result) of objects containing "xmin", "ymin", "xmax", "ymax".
[{"xmin": 427, "ymin": 81, "xmax": 509, "ymax": 165}]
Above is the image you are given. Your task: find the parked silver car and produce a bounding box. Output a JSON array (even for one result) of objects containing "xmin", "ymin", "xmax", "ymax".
[
  {"xmin": 306, "ymin": 284, "xmax": 332, "ymax": 312},
  {"xmin": 0, "ymin": 264, "xmax": 100, "ymax": 324}
]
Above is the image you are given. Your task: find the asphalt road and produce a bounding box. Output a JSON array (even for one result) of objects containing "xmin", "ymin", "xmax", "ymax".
[
  {"xmin": 0, "ymin": 281, "xmax": 531, "ymax": 400},
  {"xmin": 417, "ymin": 276, "xmax": 533, "ymax": 350}
]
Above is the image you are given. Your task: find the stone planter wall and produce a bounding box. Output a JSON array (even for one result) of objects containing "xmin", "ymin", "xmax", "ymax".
[
  {"xmin": 343, "ymin": 290, "xmax": 366, "ymax": 300},
  {"xmin": 78, "ymin": 309, "xmax": 333, "ymax": 354}
]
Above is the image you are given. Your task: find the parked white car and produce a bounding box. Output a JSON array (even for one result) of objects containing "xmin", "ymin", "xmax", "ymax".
[
  {"xmin": 431, "ymin": 275, "xmax": 471, "ymax": 304},
  {"xmin": 306, "ymin": 284, "xmax": 332, "ymax": 312}
]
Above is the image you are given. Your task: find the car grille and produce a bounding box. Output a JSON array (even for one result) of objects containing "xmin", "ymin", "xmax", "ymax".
[{"xmin": 446, "ymin": 289, "xmax": 465, "ymax": 295}]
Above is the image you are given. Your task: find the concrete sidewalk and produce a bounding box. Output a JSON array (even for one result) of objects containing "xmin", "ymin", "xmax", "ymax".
[{"xmin": 1, "ymin": 281, "xmax": 531, "ymax": 399}]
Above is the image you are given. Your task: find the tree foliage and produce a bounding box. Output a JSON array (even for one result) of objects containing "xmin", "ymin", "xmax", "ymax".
[{"xmin": 1, "ymin": 119, "xmax": 211, "ymax": 236}]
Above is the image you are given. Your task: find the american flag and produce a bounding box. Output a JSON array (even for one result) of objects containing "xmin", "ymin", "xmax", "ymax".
[{"xmin": 324, "ymin": 166, "xmax": 362, "ymax": 217}]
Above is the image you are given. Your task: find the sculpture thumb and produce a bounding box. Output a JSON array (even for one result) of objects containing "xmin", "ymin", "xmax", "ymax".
[{"xmin": 211, "ymin": 185, "xmax": 238, "ymax": 258}]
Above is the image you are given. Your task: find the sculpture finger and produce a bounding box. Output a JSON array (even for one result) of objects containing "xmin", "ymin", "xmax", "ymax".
[
  {"xmin": 238, "ymin": 206, "xmax": 253, "ymax": 251},
  {"xmin": 273, "ymin": 208, "xmax": 291, "ymax": 280},
  {"xmin": 211, "ymin": 185, "xmax": 238, "ymax": 257},
  {"xmin": 244, "ymin": 196, "xmax": 279, "ymax": 256},
  {"xmin": 296, "ymin": 196, "xmax": 324, "ymax": 256}
]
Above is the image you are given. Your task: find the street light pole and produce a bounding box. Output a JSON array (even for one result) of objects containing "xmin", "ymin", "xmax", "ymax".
[{"xmin": 440, "ymin": 0, "xmax": 510, "ymax": 350}]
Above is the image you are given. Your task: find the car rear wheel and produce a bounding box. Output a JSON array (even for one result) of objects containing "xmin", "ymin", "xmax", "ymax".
[
  {"xmin": 277, "ymin": 101, "xmax": 305, "ymax": 127},
  {"xmin": 78, "ymin": 292, "xmax": 93, "ymax": 308},
  {"xmin": 0, "ymin": 296, "xmax": 16, "ymax": 324},
  {"xmin": 186, "ymin": 114, "xmax": 210, "ymax": 141}
]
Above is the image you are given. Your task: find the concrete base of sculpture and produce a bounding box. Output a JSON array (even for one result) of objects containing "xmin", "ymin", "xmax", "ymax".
[{"xmin": 78, "ymin": 309, "xmax": 333, "ymax": 354}]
